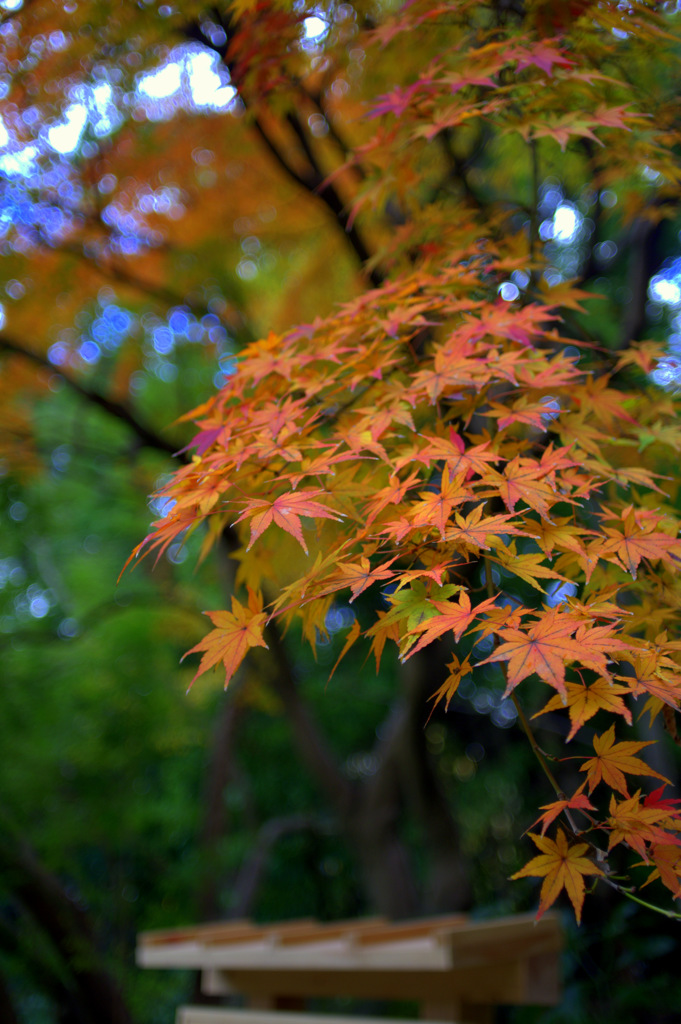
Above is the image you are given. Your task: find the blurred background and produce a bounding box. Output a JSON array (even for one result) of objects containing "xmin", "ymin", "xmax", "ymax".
[{"xmin": 2, "ymin": 2, "xmax": 681, "ymax": 1022}]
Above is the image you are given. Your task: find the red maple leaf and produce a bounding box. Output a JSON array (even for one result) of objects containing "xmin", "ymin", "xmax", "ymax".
[{"xmin": 510, "ymin": 42, "xmax": 575, "ymax": 76}]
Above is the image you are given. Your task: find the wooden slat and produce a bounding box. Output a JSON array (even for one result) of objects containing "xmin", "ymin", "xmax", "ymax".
[
  {"xmin": 202, "ymin": 920, "xmax": 317, "ymax": 947},
  {"xmin": 176, "ymin": 1010, "xmax": 458, "ymax": 1024},
  {"xmin": 355, "ymin": 916, "xmax": 468, "ymax": 945},
  {"xmin": 140, "ymin": 921, "xmax": 258, "ymax": 947},
  {"xmin": 272, "ymin": 918, "xmax": 387, "ymax": 945}
]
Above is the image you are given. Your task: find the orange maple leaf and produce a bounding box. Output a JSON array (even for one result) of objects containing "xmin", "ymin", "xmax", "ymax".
[
  {"xmin": 511, "ymin": 829, "xmax": 602, "ymax": 924},
  {"xmin": 607, "ymin": 791, "xmax": 681, "ymax": 861},
  {"xmin": 234, "ymin": 489, "xmax": 344, "ymax": 553},
  {"xmin": 489, "ymin": 455, "xmax": 558, "ymax": 519},
  {"xmin": 580, "ymin": 724, "xmax": 668, "ymax": 796},
  {"xmin": 402, "ymin": 591, "xmax": 497, "ymax": 660},
  {"xmin": 643, "ymin": 844, "xmax": 681, "ymax": 898},
  {"xmin": 413, "ymin": 431, "xmax": 500, "ymax": 477},
  {"xmin": 531, "ymin": 788, "xmax": 597, "ymax": 836},
  {"xmin": 429, "ymin": 653, "xmax": 473, "ymax": 714},
  {"xmin": 409, "ymin": 466, "xmax": 470, "ymax": 539},
  {"xmin": 335, "ymin": 555, "xmax": 399, "ymax": 602},
  {"xmin": 477, "ymin": 608, "xmax": 583, "ymax": 699},
  {"xmin": 445, "ymin": 505, "xmax": 528, "ymax": 550},
  {"xmin": 362, "ymin": 470, "xmax": 420, "ymax": 525},
  {"xmin": 183, "ymin": 590, "xmax": 269, "ymax": 690},
  {"xmin": 597, "ymin": 505, "xmax": 681, "ymax": 579}
]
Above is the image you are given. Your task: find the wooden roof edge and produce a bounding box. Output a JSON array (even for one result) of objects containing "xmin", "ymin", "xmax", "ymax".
[
  {"xmin": 139, "ymin": 921, "xmax": 262, "ymax": 947},
  {"xmin": 268, "ymin": 917, "xmax": 388, "ymax": 946},
  {"xmin": 138, "ymin": 911, "xmax": 560, "ymax": 951},
  {"xmin": 355, "ymin": 915, "xmax": 468, "ymax": 945}
]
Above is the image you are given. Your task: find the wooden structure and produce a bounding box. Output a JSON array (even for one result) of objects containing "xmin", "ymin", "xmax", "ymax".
[{"xmin": 137, "ymin": 913, "xmax": 563, "ymax": 1024}]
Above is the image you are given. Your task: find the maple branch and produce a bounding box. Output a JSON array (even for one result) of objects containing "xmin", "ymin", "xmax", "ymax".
[
  {"xmin": 42, "ymin": 235, "xmax": 213, "ymax": 318},
  {"xmin": 0, "ymin": 332, "xmax": 182, "ymax": 458},
  {"xmin": 510, "ymin": 690, "xmax": 567, "ymax": 801},
  {"xmin": 600, "ymin": 883, "xmax": 681, "ymax": 921},
  {"xmin": 180, "ymin": 14, "xmax": 383, "ymax": 288},
  {"xmin": 481, "ymin": 557, "xmax": 575, "ymax": 820},
  {"xmin": 250, "ymin": 116, "xmax": 383, "ymax": 288},
  {"xmin": 311, "ymin": 90, "xmax": 365, "ymax": 178}
]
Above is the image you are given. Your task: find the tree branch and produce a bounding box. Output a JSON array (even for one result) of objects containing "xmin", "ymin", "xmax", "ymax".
[
  {"xmin": 181, "ymin": 13, "xmax": 384, "ymax": 288},
  {"xmin": 229, "ymin": 814, "xmax": 330, "ymax": 918},
  {"xmin": 0, "ymin": 332, "xmax": 183, "ymax": 459}
]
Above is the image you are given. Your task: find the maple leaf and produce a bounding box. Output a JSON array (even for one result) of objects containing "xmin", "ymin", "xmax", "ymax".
[
  {"xmin": 607, "ymin": 791, "xmax": 681, "ymax": 861},
  {"xmin": 510, "ymin": 42, "xmax": 575, "ymax": 76},
  {"xmin": 379, "ymin": 580, "xmax": 461, "ymax": 634},
  {"xmin": 233, "ymin": 489, "xmax": 344, "ymax": 554},
  {"xmin": 532, "ymin": 789, "xmax": 597, "ymax": 836},
  {"xmin": 580, "ymin": 724, "xmax": 668, "ymax": 797},
  {"xmin": 534, "ymin": 677, "xmax": 632, "ymax": 741},
  {"xmin": 445, "ymin": 505, "xmax": 527, "ymax": 551},
  {"xmin": 621, "ymin": 648, "xmax": 681, "ymax": 712},
  {"xmin": 183, "ymin": 590, "xmax": 269, "ymax": 690},
  {"xmin": 597, "ymin": 505, "xmax": 681, "ymax": 579},
  {"xmin": 487, "ymin": 456, "xmax": 559, "ymax": 520},
  {"xmin": 527, "ymin": 516, "xmax": 592, "ymax": 560},
  {"xmin": 402, "ymin": 591, "xmax": 497, "ymax": 661},
  {"xmin": 493, "ymin": 541, "xmax": 570, "ymax": 592},
  {"xmin": 362, "ymin": 470, "xmax": 420, "ymax": 525},
  {"xmin": 487, "ymin": 396, "xmax": 559, "ymax": 432},
  {"xmin": 335, "ymin": 555, "xmax": 398, "ymax": 602},
  {"xmin": 413, "ymin": 431, "xmax": 500, "ymax": 477},
  {"xmin": 330, "ymin": 618, "xmax": 361, "ymax": 679},
  {"xmin": 368, "ymin": 81, "xmax": 428, "ymax": 119},
  {"xmin": 642, "ymin": 844, "xmax": 681, "ymax": 898},
  {"xmin": 429, "ymin": 652, "xmax": 473, "ymax": 714},
  {"xmin": 477, "ymin": 608, "xmax": 584, "ymax": 699},
  {"xmin": 408, "ymin": 466, "xmax": 471, "ymax": 539},
  {"xmin": 511, "ymin": 829, "xmax": 602, "ymax": 924},
  {"xmin": 574, "ymin": 375, "xmax": 636, "ymax": 427}
]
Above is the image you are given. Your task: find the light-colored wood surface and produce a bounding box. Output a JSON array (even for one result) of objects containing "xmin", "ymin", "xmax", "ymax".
[
  {"xmin": 175, "ymin": 1011, "xmax": 459, "ymax": 1024},
  {"xmin": 137, "ymin": 912, "xmax": 563, "ymax": 1010}
]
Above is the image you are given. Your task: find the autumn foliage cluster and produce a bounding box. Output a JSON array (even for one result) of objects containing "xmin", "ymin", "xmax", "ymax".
[{"xmin": 123, "ymin": 0, "xmax": 681, "ymax": 922}]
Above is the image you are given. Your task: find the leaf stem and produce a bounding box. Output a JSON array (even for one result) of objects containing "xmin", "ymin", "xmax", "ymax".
[{"xmin": 601, "ymin": 877, "xmax": 681, "ymax": 921}]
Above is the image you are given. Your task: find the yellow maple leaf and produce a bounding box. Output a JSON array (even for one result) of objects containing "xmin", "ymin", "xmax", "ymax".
[{"xmin": 511, "ymin": 828, "xmax": 602, "ymax": 923}]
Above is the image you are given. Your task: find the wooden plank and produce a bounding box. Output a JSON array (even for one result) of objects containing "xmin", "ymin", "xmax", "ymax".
[
  {"xmin": 200, "ymin": 961, "xmax": 545, "ymax": 1005},
  {"xmin": 176, "ymin": 1010, "xmax": 459, "ymax": 1024}
]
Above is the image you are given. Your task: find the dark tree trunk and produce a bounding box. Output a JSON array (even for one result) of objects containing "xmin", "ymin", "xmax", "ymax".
[
  {"xmin": 0, "ymin": 967, "xmax": 21, "ymax": 1024},
  {"xmin": 0, "ymin": 826, "xmax": 134, "ymax": 1024},
  {"xmin": 197, "ymin": 693, "xmax": 242, "ymax": 920}
]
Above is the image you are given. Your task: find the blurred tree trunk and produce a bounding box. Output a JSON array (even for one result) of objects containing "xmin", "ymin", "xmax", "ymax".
[{"xmin": 0, "ymin": 824, "xmax": 134, "ymax": 1024}]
